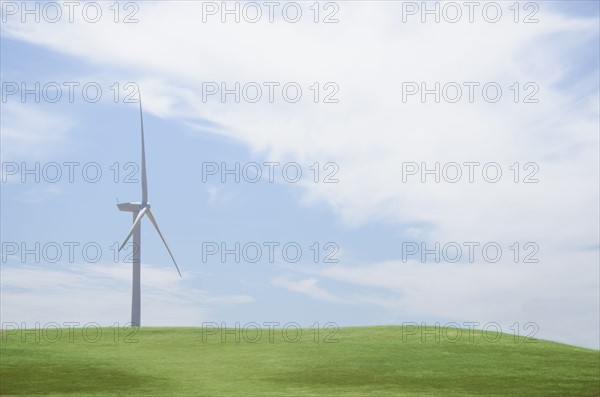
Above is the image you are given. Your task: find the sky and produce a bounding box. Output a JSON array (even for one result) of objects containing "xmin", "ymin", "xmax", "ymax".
[{"xmin": 1, "ymin": 1, "xmax": 599, "ymax": 349}]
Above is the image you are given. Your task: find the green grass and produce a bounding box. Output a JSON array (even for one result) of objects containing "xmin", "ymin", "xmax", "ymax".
[{"xmin": 1, "ymin": 326, "xmax": 598, "ymax": 396}]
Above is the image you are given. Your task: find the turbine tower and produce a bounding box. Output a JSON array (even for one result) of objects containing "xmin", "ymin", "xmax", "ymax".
[{"xmin": 117, "ymin": 96, "xmax": 182, "ymax": 326}]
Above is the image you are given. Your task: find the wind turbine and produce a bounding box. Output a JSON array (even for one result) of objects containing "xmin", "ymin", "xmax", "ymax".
[{"xmin": 117, "ymin": 96, "xmax": 182, "ymax": 326}]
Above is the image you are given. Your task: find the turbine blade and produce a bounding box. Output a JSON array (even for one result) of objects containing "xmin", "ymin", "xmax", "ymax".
[
  {"xmin": 119, "ymin": 207, "xmax": 147, "ymax": 251},
  {"xmin": 139, "ymin": 93, "xmax": 148, "ymax": 205},
  {"xmin": 146, "ymin": 209, "xmax": 182, "ymax": 277}
]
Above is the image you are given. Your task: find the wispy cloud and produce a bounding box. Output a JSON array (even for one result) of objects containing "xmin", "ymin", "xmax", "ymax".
[
  {"xmin": 315, "ymin": 254, "xmax": 599, "ymax": 349},
  {"xmin": 273, "ymin": 277, "xmax": 341, "ymax": 303},
  {"xmin": 0, "ymin": 102, "xmax": 73, "ymax": 162},
  {"xmin": 0, "ymin": 261, "xmax": 253, "ymax": 326}
]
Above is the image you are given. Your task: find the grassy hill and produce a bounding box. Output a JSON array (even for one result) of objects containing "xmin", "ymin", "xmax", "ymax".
[{"xmin": 1, "ymin": 326, "xmax": 598, "ymax": 396}]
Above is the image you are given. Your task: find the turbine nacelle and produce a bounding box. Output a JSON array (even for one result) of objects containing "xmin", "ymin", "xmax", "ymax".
[
  {"xmin": 117, "ymin": 200, "xmax": 180, "ymax": 278},
  {"xmin": 117, "ymin": 201, "xmax": 150, "ymax": 213}
]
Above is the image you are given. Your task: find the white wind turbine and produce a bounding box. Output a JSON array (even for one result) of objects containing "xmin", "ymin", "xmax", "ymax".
[{"xmin": 117, "ymin": 96, "xmax": 182, "ymax": 326}]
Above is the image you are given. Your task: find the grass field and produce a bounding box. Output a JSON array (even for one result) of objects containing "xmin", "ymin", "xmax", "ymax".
[{"xmin": 1, "ymin": 325, "xmax": 598, "ymax": 396}]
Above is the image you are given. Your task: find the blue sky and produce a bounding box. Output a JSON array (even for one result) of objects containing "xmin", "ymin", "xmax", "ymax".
[{"xmin": 1, "ymin": 1, "xmax": 599, "ymax": 349}]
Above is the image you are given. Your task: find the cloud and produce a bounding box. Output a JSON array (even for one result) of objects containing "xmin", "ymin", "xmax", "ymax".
[
  {"xmin": 0, "ymin": 261, "xmax": 253, "ymax": 326},
  {"xmin": 4, "ymin": 2, "xmax": 596, "ymax": 245},
  {"xmin": 273, "ymin": 276, "xmax": 341, "ymax": 303},
  {"xmin": 316, "ymin": 252, "xmax": 599, "ymax": 349},
  {"xmin": 0, "ymin": 102, "xmax": 73, "ymax": 162}
]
